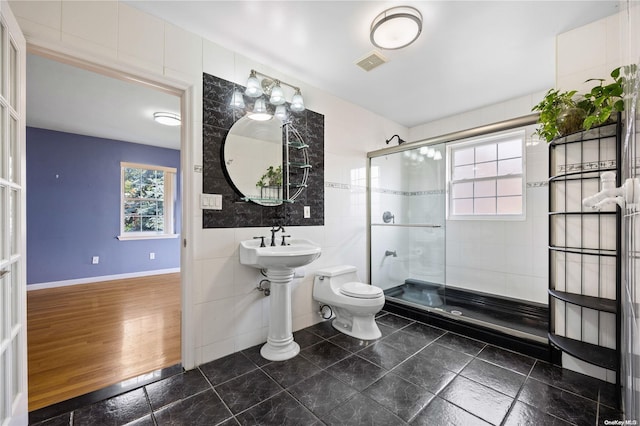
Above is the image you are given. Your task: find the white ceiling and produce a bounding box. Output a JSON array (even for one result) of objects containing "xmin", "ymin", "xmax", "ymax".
[
  {"xmin": 26, "ymin": 54, "xmax": 180, "ymax": 149},
  {"xmin": 127, "ymin": 0, "xmax": 620, "ymax": 128},
  {"xmin": 26, "ymin": 1, "xmax": 620, "ymax": 147}
]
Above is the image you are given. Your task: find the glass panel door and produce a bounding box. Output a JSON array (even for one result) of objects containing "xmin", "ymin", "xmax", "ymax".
[
  {"xmin": 369, "ymin": 144, "xmax": 446, "ymax": 304},
  {"xmin": 0, "ymin": 1, "xmax": 27, "ymax": 423}
]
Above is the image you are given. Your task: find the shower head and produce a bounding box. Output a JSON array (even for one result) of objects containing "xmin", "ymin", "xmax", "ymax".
[
  {"xmin": 385, "ymin": 134, "xmax": 405, "ymax": 145},
  {"xmin": 384, "ymin": 250, "xmax": 397, "ymax": 257}
]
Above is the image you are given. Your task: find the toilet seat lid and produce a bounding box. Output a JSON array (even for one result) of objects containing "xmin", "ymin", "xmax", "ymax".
[{"xmin": 340, "ymin": 282, "xmax": 383, "ymax": 299}]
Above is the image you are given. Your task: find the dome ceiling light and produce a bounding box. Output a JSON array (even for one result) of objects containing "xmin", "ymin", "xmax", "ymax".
[
  {"xmin": 370, "ymin": 6, "xmax": 423, "ymax": 50},
  {"xmin": 153, "ymin": 112, "xmax": 181, "ymax": 126}
]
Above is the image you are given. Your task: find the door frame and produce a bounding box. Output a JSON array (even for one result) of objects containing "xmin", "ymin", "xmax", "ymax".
[{"xmin": 25, "ymin": 41, "xmax": 197, "ymax": 370}]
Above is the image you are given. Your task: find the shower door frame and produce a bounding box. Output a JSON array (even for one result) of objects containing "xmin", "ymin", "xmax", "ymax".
[{"xmin": 366, "ymin": 113, "xmax": 540, "ymax": 335}]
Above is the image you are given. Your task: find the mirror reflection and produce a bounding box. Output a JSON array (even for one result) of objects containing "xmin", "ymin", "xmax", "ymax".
[{"xmin": 223, "ymin": 115, "xmax": 284, "ymax": 206}]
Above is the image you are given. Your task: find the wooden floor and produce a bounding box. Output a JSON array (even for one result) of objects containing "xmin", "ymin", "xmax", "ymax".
[{"xmin": 27, "ymin": 273, "xmax": 181, "ymax": 411}]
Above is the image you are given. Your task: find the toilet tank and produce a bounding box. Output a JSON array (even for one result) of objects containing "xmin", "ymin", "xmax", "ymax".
[{"xmin": 315, "ymin": 265, "xmax": 360, "ymax": 288}]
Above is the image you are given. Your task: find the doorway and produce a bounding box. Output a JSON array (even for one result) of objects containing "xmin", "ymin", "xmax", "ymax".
[{"xmin": 25, "ymin": 52, "xmax": 183, "ymax": 411}]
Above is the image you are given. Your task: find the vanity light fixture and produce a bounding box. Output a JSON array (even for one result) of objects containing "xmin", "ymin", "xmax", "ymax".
[
  {"xmin": 153, "ymin": 112, "xmax": 181, "ymax": 126},
  {"xmin": 243, "ymin": 69, "xmax": 306, "ymax": 112},
  {"xmin": 370, "ymin": 6, "xmax": 422, "ymax": 50}
]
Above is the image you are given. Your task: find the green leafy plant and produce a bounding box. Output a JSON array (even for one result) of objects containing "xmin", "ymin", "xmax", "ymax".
[
  {"xmin": 256, "ymin": 165, "xmax": 283, "ymax": 188},
  {"xmin": 532, "ymin": 65, "xmax": 636, "ymax": 142},
  {"xmin": 531, "ymin": 89, "xmax": 585, "ymax": 142},
  {"xmin": 582, "ymin": 65, "xmax": 636, "ymax": 130}
]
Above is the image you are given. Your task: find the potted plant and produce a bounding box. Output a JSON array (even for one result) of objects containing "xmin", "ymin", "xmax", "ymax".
[
  {"xmin": 532, "ymin": 65, "xmax": 636, "ymax": 143},
  {"xmin": 531, "ymin": 89, "xmax": 588, "ymax": 142}
]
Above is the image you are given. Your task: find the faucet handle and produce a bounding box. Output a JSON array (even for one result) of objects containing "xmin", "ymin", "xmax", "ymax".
[
  {"xmin": 280, "ymin": 235, "xmax": 291, "ymax": 246},
  {"xmin": 253, "ymin": 236, "xmax": 266, "ymax": 247}
]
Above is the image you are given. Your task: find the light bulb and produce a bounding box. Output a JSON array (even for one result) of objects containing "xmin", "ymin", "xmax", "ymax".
[
  {"xmin": 269, "ymin": 82, "xmax": 285, "ymax": 105},
  {"xmin": 245, "ymin": 70, "xmax": 262, "ymax": 98},
  {"xmin": 290, "ymin": 89, "xmax": 305, "ymax": 112},
  {"xmin": 275, "ymin": 105, "xmax": 287, "ymax": 121},
  {"xmin": 230, "ymin": 89, "xmax": 245, "ymax": 109},
  {"xmin": 249, "ymin": 98, "xmax": 272, "ymax": 121}
]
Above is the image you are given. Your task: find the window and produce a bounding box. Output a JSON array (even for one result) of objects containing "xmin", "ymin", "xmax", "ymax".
[
  {"xmin": 118, "ymin": 162, "xmax": 178, "ymax": 240},
  {"xmin": 447, "ymin": 130, "xmax": 525, "ymax": 219}
]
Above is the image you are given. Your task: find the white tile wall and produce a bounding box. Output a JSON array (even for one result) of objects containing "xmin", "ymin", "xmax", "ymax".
[
  {"xmin": 61, "ymin": 1, "xmax": 118, "ymax": 58},
  {"xmin": 117, "ymin": 3, "xmax": 164, "ymax": 73},
  {"xmin": 9, "ymin": 0, "xmax": 405, "ymax": 366}
]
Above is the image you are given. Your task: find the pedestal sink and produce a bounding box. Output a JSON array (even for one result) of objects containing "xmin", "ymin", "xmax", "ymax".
[{"xmin": 239, "ymin": 238, "xmax": 321, "ymax": 361}]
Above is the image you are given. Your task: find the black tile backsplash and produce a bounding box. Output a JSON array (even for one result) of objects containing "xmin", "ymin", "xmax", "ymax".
[{"xmin": 202, "ymin": 73, "xmax": 325, "ymax": 228}]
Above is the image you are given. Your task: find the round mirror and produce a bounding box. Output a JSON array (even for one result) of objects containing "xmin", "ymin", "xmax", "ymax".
[{"xmin": 223, "ymin": 115, "xmax": 285, "ymax": 206}]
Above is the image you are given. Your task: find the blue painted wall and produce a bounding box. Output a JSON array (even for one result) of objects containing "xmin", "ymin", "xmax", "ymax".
[{"xmin": 26, "ymin": 127, "xmax": 181, "ymax": 285}]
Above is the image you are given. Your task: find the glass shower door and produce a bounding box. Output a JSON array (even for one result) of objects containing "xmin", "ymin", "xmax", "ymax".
[{"xmin": 369, "ymin": 144, "xmax": 446, "ymax": 306}]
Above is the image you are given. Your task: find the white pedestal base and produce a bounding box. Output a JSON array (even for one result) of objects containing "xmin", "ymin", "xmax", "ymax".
[
  {"xmin": 260, "ymin": 268, "xmax": 299, "ymax": 361},
  {"xmin": 260, "ymin": 340, "xmax": 300, "ymax": 361}
]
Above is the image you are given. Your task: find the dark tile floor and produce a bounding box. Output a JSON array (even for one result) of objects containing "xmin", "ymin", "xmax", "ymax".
[{"xmin": 32, "ymin": 312, "xmax": 622, "ymax": 426}]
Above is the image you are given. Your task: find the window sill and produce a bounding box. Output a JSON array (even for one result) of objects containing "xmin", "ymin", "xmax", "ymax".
[{"xmin": 117, "ymin": 234, "xmax": 180, "ymax": 241}]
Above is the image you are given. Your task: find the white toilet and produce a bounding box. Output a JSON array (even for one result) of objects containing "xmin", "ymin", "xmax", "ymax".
[{"xmin": 313, "ymin": 265, "xmax": 385, "ymax": 340}]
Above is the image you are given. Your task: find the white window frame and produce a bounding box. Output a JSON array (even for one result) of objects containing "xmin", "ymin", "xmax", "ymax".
[
  {"xmin": 446, "ymin": 130, "xmax": 526, "ymax": 220},
  {"xmin": 117, "ymin": 162, "xmax": 179, "ymax": 240}
]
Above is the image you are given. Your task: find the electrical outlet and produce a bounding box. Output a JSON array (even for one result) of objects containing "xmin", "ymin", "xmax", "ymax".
[
  {"xmin": 304, "ymin": 206, "xmax": 311, "ymax": 218},
  {"xmin": 150, "ymin": 252, "xmax": 155, "ymax": 260},
  {"xmin": 92, "ymin": 256, "xmax": 99, "ymax": 265}
]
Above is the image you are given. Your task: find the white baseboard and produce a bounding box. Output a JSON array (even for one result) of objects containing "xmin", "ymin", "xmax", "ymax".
[{"xmin": 27, "ymin": 268, "xmax": 181, "ymax": 291}]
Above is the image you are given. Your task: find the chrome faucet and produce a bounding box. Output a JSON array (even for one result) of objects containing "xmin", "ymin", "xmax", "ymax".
[{"xmin": 270, "ymin": 225, "xmax": 284, "ymax": 246}]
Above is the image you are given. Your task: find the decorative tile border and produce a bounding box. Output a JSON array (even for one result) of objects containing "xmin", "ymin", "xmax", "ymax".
[
  {"xmin": 558, "ymin": 160, "xmax": 616, "ymax": 173},
  {"xmin": 325, "ymin": 182, "xmax": 350, "ymax": 190},
  {"xmin": 326, "ymin": 181, "xmax": 548, "ymax": 192}
]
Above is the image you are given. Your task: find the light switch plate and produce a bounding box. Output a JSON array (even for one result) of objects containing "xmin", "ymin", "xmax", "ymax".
[
  {"xmin": 201, "ymin": 194, "xmax": 223, "ymax": 210},
  {"xmin": 304, "ymin": 206, "xmax": 311, "ymax": 218}
]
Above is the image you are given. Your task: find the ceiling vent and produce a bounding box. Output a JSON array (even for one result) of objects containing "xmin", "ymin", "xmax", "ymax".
[{"xmin": 356, "ymin": 51, "xmax": 387, "ymax": 72}]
